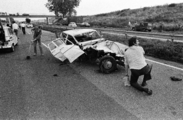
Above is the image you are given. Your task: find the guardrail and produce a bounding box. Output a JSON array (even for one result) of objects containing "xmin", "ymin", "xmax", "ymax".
[{"xmin": 93, "ymin": 27, "xmax": 183, "ymax": 41}]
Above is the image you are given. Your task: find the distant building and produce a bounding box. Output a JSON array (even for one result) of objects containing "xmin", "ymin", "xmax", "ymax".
[{"xmin": 0, "ymin": 12, "xmax": 7, "ymax": 16}]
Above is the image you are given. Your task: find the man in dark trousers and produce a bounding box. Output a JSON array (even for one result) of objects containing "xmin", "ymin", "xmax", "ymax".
[
  {"xmin": 124, "ymin": 37, "xmax": 153, "ymax": 95},
  {"xmin": 31, "ymin": 25, "xmax": 43, "ymax": 56},
  {"xmin": 21, "ymin": 22, "xmax": 26, "ymax": 34},
  {"xmin": 12, "ymin": 21, "xmax": 19, "ymax": 38}
]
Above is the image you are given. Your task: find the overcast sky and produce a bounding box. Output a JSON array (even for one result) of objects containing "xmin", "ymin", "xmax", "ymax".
[{"xmin": 0, "ymin": 0, "xmax": 182, "ymax": 16}]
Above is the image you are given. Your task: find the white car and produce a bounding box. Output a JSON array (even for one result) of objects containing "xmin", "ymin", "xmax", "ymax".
[
  {"xmin": 0, "ymin": 26, "xmax": 18, "ymax": 52},
  {"xmin": 80, "ymin": 22, "xmax": 90, "ymax": 27},
  {"xmin": 68, "ymin": 22, "xmax": 77, "ymax": 28},
  {"xmin": 48, "ymin": 29, "xmax": 128, "ymax": 74}
]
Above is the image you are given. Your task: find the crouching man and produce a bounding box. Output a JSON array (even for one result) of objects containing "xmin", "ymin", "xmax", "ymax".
[{"xmin": 124, "ymin": 37, "xmax": 153, "ymax": 95}]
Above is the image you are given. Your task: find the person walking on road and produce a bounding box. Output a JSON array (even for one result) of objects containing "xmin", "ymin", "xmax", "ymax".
[
  {"xmin": 21, "ymin": 22, "xmax": 26, "ymax": 35},
  {"xmin": 124, "ymin": 37, "xmax": 153, "ymax": 95},
  {"xmin": 12, "ymin": 21, "xmax": 19, "ymax": 39},
  {"xmin": 31, "ymin": 25, "xmax": 43, "ymax": 56}
]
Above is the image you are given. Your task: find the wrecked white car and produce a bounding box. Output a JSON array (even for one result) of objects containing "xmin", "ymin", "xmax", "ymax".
[{"xmin": 48, "ymin": 29, "xmax": 128, "ymax": 73}]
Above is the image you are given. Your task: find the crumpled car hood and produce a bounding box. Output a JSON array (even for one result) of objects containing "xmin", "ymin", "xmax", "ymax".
[{"xmin": 90, "ymin": 40, "xmax": 128, "ymax": 57}]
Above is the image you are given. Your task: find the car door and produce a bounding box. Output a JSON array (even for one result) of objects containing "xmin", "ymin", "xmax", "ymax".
[
  {"xmin": 48, "ymin": 39, "xmax": 67, "ymax": 61},
  {"xmin": 48, "ymin": 38, "xmax": 84, "ymax": 63},
  {"xmin": 8, "ymin": 28, "xmax": 17, "ymax": 45}
]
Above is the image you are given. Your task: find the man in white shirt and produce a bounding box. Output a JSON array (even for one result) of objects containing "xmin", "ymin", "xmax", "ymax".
[
  {"xmin": 124, "ymin": 37, "xmax": 153, "ymax": 95},
  {"xmin": 12, "ymin": 21, "xmax": 19, "ymax": 38}
]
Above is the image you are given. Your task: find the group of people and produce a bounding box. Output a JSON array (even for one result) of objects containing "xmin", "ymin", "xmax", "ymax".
[{"xmin": 12, "ymin": 21, "xmax": 43, "ymax": 56}]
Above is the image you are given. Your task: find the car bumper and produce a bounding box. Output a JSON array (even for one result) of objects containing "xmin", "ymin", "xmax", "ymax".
[{"xmin": 0, "ymin": 45, "xmax": 11, "ymax": 49}]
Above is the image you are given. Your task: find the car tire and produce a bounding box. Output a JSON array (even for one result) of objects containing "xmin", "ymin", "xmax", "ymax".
[
  {"xmin": 10, "ymin": 44, "xmax": 15, "ymax": 52},
  {"xmin": 99, "ymin": 55, "xmax": 117, "ymax": 74}
]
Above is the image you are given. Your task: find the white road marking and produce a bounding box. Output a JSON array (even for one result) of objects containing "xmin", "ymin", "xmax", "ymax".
[
  {"xmin": 146, "ymin": 58, "xmax": 183, "ymax": 71},
  {"xmin": 42, "ymin": 42, "xmax": 48, "ymax": 49}
]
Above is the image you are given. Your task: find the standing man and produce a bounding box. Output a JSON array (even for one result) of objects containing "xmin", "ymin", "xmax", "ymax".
[
  {"xmin": 12, "ymin": 21, "xmax": 19, "ymax": 39},
  {"xmin": 124, "ymin": 37, "xmax": 153, "ymax": 95},
  {"xmin": 21, "ymin": 22, "xmax": 26, "ymax": 35},
  {"xmin": 32, "ymin": 25, "xmax": 43, "ymax": 56}
]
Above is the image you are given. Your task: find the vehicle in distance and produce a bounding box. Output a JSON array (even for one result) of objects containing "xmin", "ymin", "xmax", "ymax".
[
  {"xmin": 48, "ymin": 29, "xmax": 128, "ymax": 74},
  {"xmin": 132, "ymin": 22, "xmax": 152, "ymax": 32},
  {"xmin": 22, "ymin": 13, "xmax": 29, "ymax": 16},
  {"xmin": 0, "ymin": 26, "xmax": 18, "ymax": 52},
  {"xmin": 78, "ymin": 22, "xmax": 90, "ymax": 27},
  {"xmin": 68, "ymin": 22, "xmax": 77, "ymax": 27}
]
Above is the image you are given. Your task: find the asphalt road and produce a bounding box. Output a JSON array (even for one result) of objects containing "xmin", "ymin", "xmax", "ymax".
[{"xmin": 0, "ymin": 29, "xmax": 183, "ymax": 120}]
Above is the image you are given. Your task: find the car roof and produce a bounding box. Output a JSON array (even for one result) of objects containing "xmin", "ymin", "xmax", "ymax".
[{"xmin": 63, "ymin": 29, "xmax": 97, "ymax": 36}]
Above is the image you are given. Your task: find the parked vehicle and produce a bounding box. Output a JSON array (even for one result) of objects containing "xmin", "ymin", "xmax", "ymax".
[
  {"xmin": 0, "ymin": 26, "xmax": 18, "ymax": 52},
  {"xmin": 132, "ymin": 22, "xmax": 152, "ymax": 32},
  {"xmin": 48, "ymin": 29, "xmax": 128, "ymax": 74},
  {"xmin": 68, "ymin": 22, "xmax": 77, "ymax": 27},
  {"xmin": 79, "ymin": 22, "xmax": 90, "ymax": 27}
]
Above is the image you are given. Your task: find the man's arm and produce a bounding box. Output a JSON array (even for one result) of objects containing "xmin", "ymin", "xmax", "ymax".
[
  {"xmin": 34, "ymin": 30, "xmax": 42, "ymax": 40},
  {"xmin": 125, "ymin": 64, "xmax": 129, "ymax": 76},
  {"xmin": 124, "ymin": 54, "xmax": 129, "ymax": 76}
]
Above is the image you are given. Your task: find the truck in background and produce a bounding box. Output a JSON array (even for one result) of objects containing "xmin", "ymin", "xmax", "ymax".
[{"xmin": 131, "ymin": 22, "xmax": 152, "ymax": 32}]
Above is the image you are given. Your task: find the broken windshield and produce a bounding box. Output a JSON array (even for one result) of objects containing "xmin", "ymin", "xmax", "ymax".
[{"xmin": 74, "ymin": 31, "xmax": 101, "ymax": 42}]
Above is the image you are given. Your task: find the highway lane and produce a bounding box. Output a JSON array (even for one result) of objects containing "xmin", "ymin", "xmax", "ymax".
[
  {"xmin": 41, "ymin": 30, "xmax": 183, "ymax": 120},
  {"xmin": 0, "ymin": 30, "xmax": 138, "ymax": 120}
]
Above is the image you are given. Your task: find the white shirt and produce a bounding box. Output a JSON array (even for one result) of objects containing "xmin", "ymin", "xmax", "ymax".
[
  {"xmin": 12, "ymin": 23, "xmax": 19, "ymax": 30},
  {"xmin": 21, "ymin": 23, "xmax": 26, "ymax": 27},
  {"xmin": 124, "ymin": 45, "xmax": 147, "ymax": 70}
]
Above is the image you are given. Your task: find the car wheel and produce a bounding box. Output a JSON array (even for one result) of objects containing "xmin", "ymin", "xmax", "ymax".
[
  {"xmin": 10, "ymin": 44, "xmax": 15, "ymax": 52},
  {"xmin": 99, "ymin": 55, "xmax": 117, "ymax": 74}
]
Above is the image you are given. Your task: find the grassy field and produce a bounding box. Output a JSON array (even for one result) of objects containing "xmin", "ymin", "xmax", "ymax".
[{"xmin": 83, "ymin": 3, "xmax": 183, "ymax": 32}]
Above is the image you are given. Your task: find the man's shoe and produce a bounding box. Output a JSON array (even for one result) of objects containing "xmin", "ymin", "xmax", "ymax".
[
  {"xmin": 144, "ymin": 88, "xmax": 153, "ymax": 95},
  {"xmin": 141, "ymin": 82, "xmax": 147, "ymax": 87},
  {"xmin": 170, "ymin": 76, "xmax": 182, "ymax": 81}
]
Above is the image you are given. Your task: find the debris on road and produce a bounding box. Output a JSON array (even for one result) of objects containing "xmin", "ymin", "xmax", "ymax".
[
  {"xmin": 53, "ymin": 74, "xmax": 58, "ymax": 77},
  {"xmin": 26, "ymin": 56, "xmax": 31, "ymax": 60},
  {"xmin": 123, "ymin": 76, "xmax": 130, "ymax": 86},
  {"xmin": 170, "ymin": 76, "xmax": 182, "ymax": 81}
]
